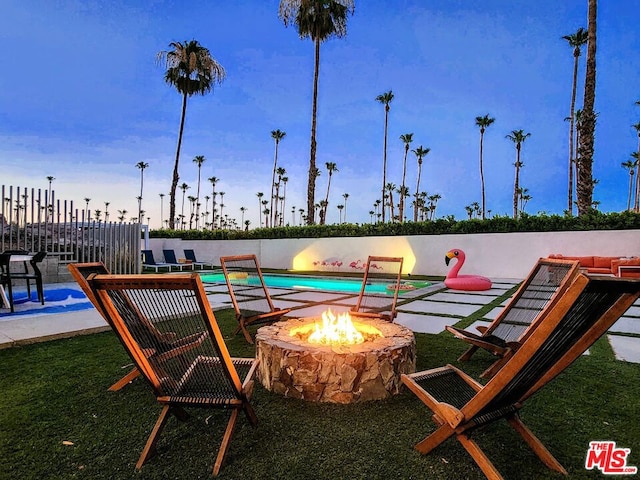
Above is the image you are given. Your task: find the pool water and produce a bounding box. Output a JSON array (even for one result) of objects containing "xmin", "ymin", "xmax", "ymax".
[{"xmin": 200, "ymin": 272, "xmax": 429, "ymax": 295}]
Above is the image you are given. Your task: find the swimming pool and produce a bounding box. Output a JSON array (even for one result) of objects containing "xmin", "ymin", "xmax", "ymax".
[{"xmin": 200, "ymin": 272, "xmax": 430, "ymax": 295}]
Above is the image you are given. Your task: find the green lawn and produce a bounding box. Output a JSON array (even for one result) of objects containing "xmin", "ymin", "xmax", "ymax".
[{"xmin": 1, "ymin": 310, "xmax": 638, "ymax": 480}]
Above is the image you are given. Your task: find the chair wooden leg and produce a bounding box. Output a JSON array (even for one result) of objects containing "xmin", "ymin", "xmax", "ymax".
[
  {"xmin": 107, "ymin": 367, "xmax": 141, "ymax": 391},
  {"xmin": 415, "ymin": 423, "xmax": 454, "ymax": 455},
  {"xmin": 457, "ymin": 432, "xmax": 505, "ymax": 480},
  {"xmin": 136, "ymin": 404, "xmax": 172, "ymax": 471},
  {"xmin": 213, "ymin": 409, "xmax": 240, "ymax": 476},
  {"xmin": 458, "ymin": 345, "xmax": 479, "ymax": 362},
  {"xmin": 507, "ymin": 415, "xmax": 567, "ymax": 475},
  {"xmin": 239, "ymin": 319, "xmax": 254, "ymax": 344}
]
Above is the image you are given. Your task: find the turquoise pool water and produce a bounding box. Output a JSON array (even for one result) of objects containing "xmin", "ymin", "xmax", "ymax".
[{"xmin": 200, "ymin": 272, "xmax": 429, "ymax": 295}]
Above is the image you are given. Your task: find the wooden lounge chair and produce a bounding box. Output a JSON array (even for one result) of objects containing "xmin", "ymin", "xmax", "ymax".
[
  {"xmin": 446, "ymin": 258, "xmax": 581, "ymax": 378},
  {"xmin": 87, "ymin": 273, "xmax": 258, "ymax": 476},
  {"xmin": 220, "ymin": 254, "xmax": 292, "ymax": 344},
  {"xmin": 401, "ymin": 274, "xmax": 640, "ymax": 480},
  {"xmin": 350, "ymin": 255, "xmax": 404, "ymax": 322},
  {"xmin": 184, "ymin": 249, "xmax": 215, "ymax": 270},
  {"xmin": 68, "ymin": 262, "xmax": 207, "ymax": 391},
  {"xmin": 141, "ymin": 250, "xmax": 173, "ymax": 272}
]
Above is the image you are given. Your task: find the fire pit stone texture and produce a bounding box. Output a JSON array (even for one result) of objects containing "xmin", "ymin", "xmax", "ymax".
[{"xmin": 255, "ymin": 317, "xmax": 416, "ymax": 403}]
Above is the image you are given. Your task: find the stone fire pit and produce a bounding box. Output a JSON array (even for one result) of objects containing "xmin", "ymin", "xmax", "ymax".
[{"xmin": 255, "ymin": 316, "xmax": 416, "ymax": 403}]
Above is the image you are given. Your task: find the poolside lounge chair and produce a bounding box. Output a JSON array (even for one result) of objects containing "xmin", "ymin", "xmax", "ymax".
[
  {"xmin": 141, "ymin": 250, "xmax": 175, "ymax": 272},
  {"xmin": 220, "ymin": 254, "xmax": 292, "ymax": 344},
  {"xmin": 446, "ymin": 257, "xmax": 581, "ymax": 378},
  {"xmin": 184, "ymin": 249, "xmax": 215, "ymax": 270},
  {"xmin": 87, "ymin": 273, "xmax": 258, "ymax": 476},
  {"xmin": 401, "ymin": 274, "xmax": 640, "ymax": 480},
  {"xmin": 350, "ymin": 256, "xmax": 404, "ymax": 322},
  {"xmin": 68, "ymin": 262, "xmax": 207, "ymax": 392},
  {"xmin": 163, "ymin": 249, "xmax": 192, "ymax": 271}
]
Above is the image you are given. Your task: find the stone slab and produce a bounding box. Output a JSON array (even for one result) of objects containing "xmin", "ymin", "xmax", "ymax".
[
  {"xmin": 608, "ymin": 335, "xmax": 640, "ymax": 363},
  {"xmin": 428, "ymin": 292, "xmax": 500, "ymax": 305},
  {"xmin": 397, "ymin": 300, "xmax": 480, "ymax": 317},
  {"xmin": 396, "ymin": 312, "xmax": 457, "ymax": 334}
]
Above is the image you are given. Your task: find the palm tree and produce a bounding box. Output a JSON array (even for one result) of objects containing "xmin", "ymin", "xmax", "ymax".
[
  {"xmin": 632, "ymin": 122, "xmax": 640, "ymax": 211},
  {"xmin": 376, "ymin": 90, "xmax": 394, "ymax": 223},
  {"xmin": 270, "ymin": 129, "xmax": 286, "ymax": 227},
  {"xmin": 157, "ymin": 40, "xmax": 226, "ymax": 229},
  {"xmin": 192, "ymin": 155, "xmax": 206, "ymax": 229},
  {"xmin": 46, "ymin": 175, "xmax": 55, "ymax": 221},
  {"xmin": 104, "ymin": 202, "xmax": 110, "ymax": 222},
  {"xmin": 621, "ymin": 158, "xmax": 636, "ymax": 211},
  {"xmin": 240, "ymin": 206, "xmax": 247, "ymax": 226},
  {"xmin": 256, "ymin": 192, "xmax": 264, "ymax": 227},
  {"xmin": 159, "ymin": 193, "xmax": 165, "ymax": 228},
  {"xmin": 576, "ymin": 0, "xmax": 597, "ymax": 216},
  {"xmin": 562, "ymin": 28, "xmax": 588, "ymax": 215},
  {"xmin": 506, "ymin": 129, "xmax": 531, "ymax": 218},
  {"xmin": 398, "ymin": 133, "xmax": 413, "ymax": 222},
  {"xmin": 179, "ymin": 182, "xmax": 190, "ymax": 229},
  {"xmin": 517, "ymin": 187, "xmax": 532, "ymax": 214},
  {"xmin": 280, "ymin": 176, "xmax": 289, "ymax": 226},
  {"xmin": 320, "ymin": 162, "xmax": 338, "ymax": 225},
  {"xmin": 208, "ymin": 176, "xmax": 218, "ymax": 228},
  {"xmin": 337, "ymin": 204, "xmax": 344, "ymax": 224},
  {"xmin": 219, "ymin": 192, "xmax": 225, "ymax": 224},
  {"xmin": 475, "ymin": 114, "xmax": 495, "ymax": 219},
  {"xmin": 135, "ymin": 161, "xmax": 149, "ymax": 222},
  {"xmin": 385, "ymin": 183, "xmax": 396, "ymax": 222},
  {"xmin": 412, "ymin": 146, "xmax": 430, "ymax": 221},
  {"xmin": 84, "ymin": 198, "xmax": 91, "ymax": 222},
  {"xmin": 279, "ymin": 0, "xmax": 355, "ymax": 225},
  {"xmin": 274, "ymin": 167, "xmax": 286, "ymax": 226},
  {"xmin": 342, "ymin": 193, "xmax": 349, "ymax": 223}
]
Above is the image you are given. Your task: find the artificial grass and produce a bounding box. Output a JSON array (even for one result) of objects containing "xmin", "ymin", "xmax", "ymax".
[{"xmin": 1, "ymin": 310, "xmax": 638, "ymax": 480}]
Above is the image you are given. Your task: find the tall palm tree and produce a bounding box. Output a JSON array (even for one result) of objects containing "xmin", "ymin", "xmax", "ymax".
[
  {"xmin": 179, "ymin": 182, "xmax": 190, "ymax": 229},
  {"xmin": 320, "ymin": 162, "xmax": 338, "ymax": 225},
  {"xmin": 376, "ymin": 90, "xmax": 394, "ymax": 223},
  {"xmin": 279, "ymin": 0, "xmax": 355, "ymax": 225},
  {"xmin": 104, "ymin": 201, "xmax": 110, "ymax": 222},
  {"xmin": 475, "ymin": 114, "xmax": 495, "ymax": 219},
  {"xmin": 46, "ymin": 175, "xmax": 55, "ymax": 221},
  {"xmin": 506, "ymin": 129, "xmax": 531, "ymax": 218},
  {"xmin": 270, "ymin": 129, "xmax": 286, "ymax": 227},
  {"xmin": 412, "ymin": 146, "xmax": 430, "ymax": 222},
  {"xmin": 135, "ymin": 161, "xmax": 149, "ymax": 223},
  {"xmin": 240, "ymin": 206, "xmax": 247, "ymax": 227},
  {"xmin": 159, "ymin": 193, "xmax": 165, "ymax": 228},
  {"xmin": 219, "ymin": 192, "xmax": 225, "ymax": 226},
  {"xmin": 280, "ymin": 176, "xmax": 288, "ymax": 226},
  {"xmin": 385, "ymin": 183, "xmax": 396, "ymax": 222},
  {"xmin": 256, "ymin": 192, "xmax": 264, "ymax": 227},
  {"xmin": 274, "ymin": 166, "xmax": 286, "ymax": 226},
  {"xmin": 576, "ymin": 0, "xmax": 597, "ymax": 216},
  {"xmin": 342, "ymin": 193, "xmax": 349, "ymax": 223},
  {"xmin": 621, "ymin": 158, "xmax": 636, "ymax": 211},
  {"xmin": 398, "ymin": 133, "xmax": 414, "ymax": 223},
  {"xmin": 157, "ymin": 40, "xmax": 225, "ymax": 229},
  {"xmin": 208, "ymin": 176, "xmax": 218, "ymax": 229},
  {"xmin": 562, "ymin": 27, "xmax": 588, "ymax": 215},
  {"xmin": 192, "ymin": 155, "xmax": 206, "ymax": 229},
  {"xmin": 632, "ymin": 122, "xmax": 640, "ymax": 211}
]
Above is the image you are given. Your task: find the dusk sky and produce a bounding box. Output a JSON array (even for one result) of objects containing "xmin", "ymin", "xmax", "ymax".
[{"xmin": 1, "ymin": 0, "xmax": 639, "ymax": 228}]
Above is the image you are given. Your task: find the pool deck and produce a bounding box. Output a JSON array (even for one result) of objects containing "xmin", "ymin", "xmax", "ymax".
[{"xmin": 1, "ymin": 277, "xmax": 640, "ymax": 364}]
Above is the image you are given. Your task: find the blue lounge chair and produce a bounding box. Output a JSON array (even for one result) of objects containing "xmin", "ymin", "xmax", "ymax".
[
  {"xmin": 184, "ymin": 249, "xmax": 215, "ymax": 270},
  {"xmin": 141, "ymin": 250, "xmax": 173, "ymax": 272},
  {"xmin": 162, "ymin": 249, "xmax": 191, "ymax": 271}
]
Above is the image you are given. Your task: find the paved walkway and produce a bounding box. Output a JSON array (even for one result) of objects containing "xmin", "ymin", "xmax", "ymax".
[{"xmin": 1, "ymin": 278, "xmax": 639, "ymax": 363}]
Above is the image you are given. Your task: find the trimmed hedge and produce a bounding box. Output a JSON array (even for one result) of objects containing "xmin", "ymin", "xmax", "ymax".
[{"xmin": 150, "ymin": 210, "xmax": 640, "ymax": 240}]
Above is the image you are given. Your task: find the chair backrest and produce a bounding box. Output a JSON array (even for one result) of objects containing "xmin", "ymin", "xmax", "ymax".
[
  {"xmin": 184, "ymin": 249, "xmax": 197, "ymax": 262},
  {"xmin": 29, "ymin": 251, "xmax": 47, "ymax": 270},
  {"xmin": 220, "ymin": 254, "xmax": 276, "ymax": 316},
  {"xmin": 163, "ymin": 249, "xmax": 179, "ymax": 264},
  {"xmin": 484, "ymin": 258, "xmax": 581, "ymax": 343},
  {"xmin": 141, "ymin": 250, "xmax": 157, "ymax": 265},
  {"xmin": 88, "ymin": 273, "xmax": 244, "ymax": 400},
  {"xmin": 68, "ymin": 262, "xmax": 111, "ymax": 319},
  {"xmin": 463, "ymin": 274, "xmax": 640, "ymax": 426},
  {"xmin": 351, "ymin": 256, "xmax": 404, "ymax": 321}
]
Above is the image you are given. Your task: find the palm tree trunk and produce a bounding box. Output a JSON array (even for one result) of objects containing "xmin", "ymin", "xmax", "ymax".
[
  {"xmin": 270, "ymin": 141, "xmax": 278, "ymax": 227},
  {"xmin": 321, "ymin": 174, "xmax": 332, "ymax": 225},
  {"xmin": 195, "ymin": 167, "xmax": 201, "ymax": 229},
  {"xmin": 513, "ymin": 146, "xmax": 521, "ymax": 218},
  {"xmin": 400, "ymin": 150, "xmax": 407, "ymax": 223},
  {"xmin": 635, "ymin": 139, "xmax": 640, "ymax": 211},
  {"xmin": 307, "ymin": 38, "xmax": 320, "ymax": 225},
  {"xmin": 567, "ymin": 53, "xmax": 579, "ymax": 215},
  {"xmin": 414, "ymin": 165, "xmax": 421, "ymax": 222},
  {"xmin": 628, "ymin": 172, "xmax": 634, "ymax": 211},
  {"xmin": 577, "ymin": 0, "xmax": 597, "ymax": 216},
  {"xmin": 169, "ymin": 92, "xmax": 188, "ymax": 229},
  {"xmin": 381, "ymin": 108, "xmax": 389, "ymax": 223},
  {"xmin": 479, "ymin": 131, "xmax": 486, "ymax": 219}
]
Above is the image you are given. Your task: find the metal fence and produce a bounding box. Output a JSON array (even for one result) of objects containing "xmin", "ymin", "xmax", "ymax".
[{"xmin": 1, "ymin": 185, "xmax": 141, "ymax": 274}]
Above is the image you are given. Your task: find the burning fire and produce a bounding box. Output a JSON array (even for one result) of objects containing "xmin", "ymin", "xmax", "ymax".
[{"xmin": 291, "ymin": 309, "xmax": 383, "ymax": 346}]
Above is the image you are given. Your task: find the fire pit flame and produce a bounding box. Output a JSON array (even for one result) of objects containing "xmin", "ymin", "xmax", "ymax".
[{"xmin": 290, "ymin": 308, "xmax": 382, "ymax": 346}]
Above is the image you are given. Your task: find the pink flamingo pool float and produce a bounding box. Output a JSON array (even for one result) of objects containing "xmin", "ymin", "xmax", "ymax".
[{"xmin": 444, "ymin": 249, "xmax": 492, "ymax": 291}]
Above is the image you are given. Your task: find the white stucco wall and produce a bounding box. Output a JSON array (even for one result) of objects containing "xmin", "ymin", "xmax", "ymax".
[{"xmin": 149, "ymin": 229, "xmax": 640, "ymax": 279}]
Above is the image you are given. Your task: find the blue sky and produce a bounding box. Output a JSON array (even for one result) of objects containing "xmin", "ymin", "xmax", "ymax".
[{"xmin": 1, "ymin": 0, "xmax": 639, "ymax": 228}]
